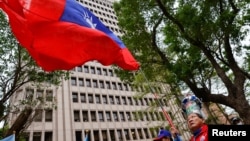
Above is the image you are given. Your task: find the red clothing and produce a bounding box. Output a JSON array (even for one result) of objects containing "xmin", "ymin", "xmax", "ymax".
[{"xmin": 189, "ymin": 124, "xmax": 208, "ymax": 141}]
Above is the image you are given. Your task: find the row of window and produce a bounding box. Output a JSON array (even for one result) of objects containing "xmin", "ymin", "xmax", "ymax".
[
  {"xmin": 75, "ymin": 128, "xmax": 157, "ymax": 141},
  {"xmin": 22, "ymin": 128, "xmax": 158, "ymax": 141},
  {"xmin": 74, "ymin": 65, "xmax": 115, "ymax": 76},
  {"xmin": 72, "ymin": 92, "xmax": 157, "ymax": 106},
  {"xmin": 71, "ymin": 76, "xmax": 163, "ymax": 93},
  {"xmin": 74, "ymin": 110, "xmax": 165, "ymax": 122}
]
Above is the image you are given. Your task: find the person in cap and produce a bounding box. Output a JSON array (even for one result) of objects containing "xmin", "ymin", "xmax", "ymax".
[
  {"xmin": 182, "ymin": 94, "xmax": 208, "ymax": 141},
  {"xmin": 230, "ymin": 116, "xmax": 244, "ymax": 125},
  {"xmin": 153, "ymin": 128, "xmax": 182, "ymax": 141}
]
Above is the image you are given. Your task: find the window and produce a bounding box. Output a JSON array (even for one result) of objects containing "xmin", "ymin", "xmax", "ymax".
[
  {"xmin": 124, "ymin": 129, "xmax": 130, "ymax": 140},
  {"xmin": 106, "ymin": 111, "xmax": 111, "ymax": 121},
  {"xmin": 115, "ymin": 96, "xmax": 120, "ymax": 105},
  {"xmin": 108, "ymin": 69, "xmax": 114, "ymax": 76},
  {"xmin": 78, "ymin": 78, "xmax": 84, "ymax": 86},
  {"xmin": 80, "ymin": 93, "xmax": 86, "ymax": 103},
  {"xmin": 138, "ymin": 129, "xmax": 143, "ymax": 139},
  {"xmin": 118, "ymin": 83, "xmax": 123, "ymax": 90},
  {"xmin": 93, "ymin": 80, "xmax": 98, "ymax": 88},
  {"xmin": 103, "ymin": 95, "xmax": 108, "ymax": 104},
  {"xmin": 33, "ymin": 132, "xmax": 41, "ymax": 141},
  {"xmin": 71, "ymin": 77, "xmax": 77, "ymax": 86},
  {"xmin": 74, "ymin": 110, "xmax": 80, "ymax": 122},
  {"xmin": 109, "ymin": 130, "xmax": 115, "ymax": 140},
  {"xmin": 75, "ymin": 131, "xmax": 82, "ymax": 141},
  {"xmin": 122, "ymin": 97, "xmax": 127, "ymax": 105},
  {"xmin": 93, "ymin": 130, "xmax": 99, "ymax": 141},
  {"xmin": 120, "ymin": 112, "xmax": 125, "ymax": 121},
  {"xmin": 117, "ymin": 130, "xmax": 122, "ymax": 140},
  {"xmin": 103, "ymin": 69, "xmax": 108, "ymax": 76},
  {"xmin": 91, "ymin": 111, "xmax": 97, "ymax": 121},
  {"xmin": 97, "ymin": 67, "xmax": 102, "ymax": 75},
  {"xmin": 82, "ymin": 111, "xmax": 88, "ymax": 122},
  {"xmin": 46, "ymin": 90, "xmax": 53, "ymax": 102},
  {"xmin": 126, "ymin": 112, "xmax": 132, "ymax": 121},
  {"xmin": 144, "ymin": 128, "xmax": 150, "ymax": 138},
  {"xmin": 26, "ymin": 88, "xmax": 34, "ymax": 100},
  {"xmin": 88, "ymin": 94, "xmax": 94, "ymax": 103},
  {"xmin": 98, "ymin": 111, "xmax": 104, "ymax": 122},
  {"xmin": 102, "ymin": 130, "xmax": 108, "ymax": 141},
  {"xmin": 95, "ymin": 95, "xmax": 101, "ymax": 104},
  {"xmin": 72, "ymin": 92, "xmax": 78, "ymax": 103},
  {"xmin": 109, "ymin": 96, "xmax": 114, "ymax": 104},
  {"xmin": 34, "ymin": 109, "xmax": 43, "ymax": 122},
  {"xmin": 99, "ymin": 81, "xmax": 104, "ymax": 88},
  {"xmin": 124, "ymin": 84, "xmax": 129, "ymax": 91},
  {"xmin": 36, "ymin": 89, "xmax": 43, "ymax": 99},
  {"xmin": 90, "ymin": 67, "xmax": 95, "ymax": 74},
  {"xmin": 86, "ymin": 79, "xmax": 91, "ymax": 87},
  {"xmin": 84, "ymin": 66, "xmax": 89, "ymax": 73},
  {"xmin": 106, "ymin": 81, "xmax": 111, "ymax": 89},
  {"xmin": 113, "ymin": 112, "xmax": 118, "ymax": 121},
  {"xmin": 45, "ymin": 110, "xmax": 53, "ymax": 122},
  {"xmin": 112, "ymin": 82, "xmax": 117, "ymax": 90},
  {"xmin": 45, "ymin": 132, "xmax": 53, "ymax": 141},
  {"xmin": 128, "ymin": 97, "xmax": 133, "ymax": 105}
]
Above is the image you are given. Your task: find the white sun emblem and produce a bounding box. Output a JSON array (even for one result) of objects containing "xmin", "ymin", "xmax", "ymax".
[{"xmin": 82, "ymin": 11, "xmax": 97, "ymax": 29}]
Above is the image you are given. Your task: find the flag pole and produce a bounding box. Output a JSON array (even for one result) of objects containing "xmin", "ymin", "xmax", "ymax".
[{"xmin": 139, "ymin": 69, "xmax": 175, "ymax": 129}]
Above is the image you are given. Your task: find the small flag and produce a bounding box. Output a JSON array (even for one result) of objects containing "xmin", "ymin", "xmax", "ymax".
[
  {"xmin": 0, "ymin": 134, "xmax": 15, "ymax": 141},
  {"xmin": 0, "ymin": 0, "xmax": 140, "ymax": 71}
]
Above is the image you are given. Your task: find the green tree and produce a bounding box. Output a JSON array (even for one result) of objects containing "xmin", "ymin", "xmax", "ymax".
[
  {"xmin": 114, "ymin": 0, "xmax": 250, "ymax": 124},
  {"xmin": 0, "ymin": 11, "xmax": 69, "ymax": 138}
]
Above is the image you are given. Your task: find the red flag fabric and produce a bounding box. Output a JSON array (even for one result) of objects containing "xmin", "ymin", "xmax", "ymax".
[{"xmin": 0, "ymin": 0, "xmax": 140, "ymax": 71}]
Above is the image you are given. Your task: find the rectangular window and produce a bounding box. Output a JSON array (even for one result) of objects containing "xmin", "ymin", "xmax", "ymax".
[
  {"xmin": 93, "ymin": 80, "xmax": 98, "ymax": 88},
  {"xmin": 108, "ymin": 69, "xmax": 114, "ymax": 76},
  {"xmin": 118, "ymin": 83, "xmax": 123, "ymax": 90},
  {"xmin": 97, "ymin": 67, "xmax": 102, "ymax": 75},
  {"xmin": 75, "ymin": 131, "xmax": 82, "ymax": 141},
  {"xmin": 36, "ymin": 89, "xmax": 43, "ymax": 99},
  {"xmin": 45, "ymin": 132, "xmax": 53, "ymax": 141},
  {"xmin": 91, "ymin": 111, "xmax": 97, "ymax": 121},
  {"xmin": 115, "ymin": 96, "xmax": 120, "ymax": 105},
  {"xmin": 88, "ymin": 94, "xmax": 94, "ymax": 103},
  {"xmin": 122, "ymin": 97, "xmax": 127, "ymax": 105},
  {"xmin": 102, "ymin": 130, "xmax": 108, "ymax": 141},
  {"xmin": 86, "ymin": 79, "xmax": 91, "ymax": 87},
  {"xmin": 120, "ymin": 112, "xmax": 125, "ymax": 121},
  {"xmin": 84, "ymin": 66, "xmax": 89, "ymax": 73},
  {"xmin": 34, "ymin": 109, "xmax": 43, "ymax": 122},
  {"xmin": 124, "ymin": 129, "xmax": 130, "ymax": 140},
  {"xmin": 80, "ymin": 93, "xmax": 86, "ymax": 103},
  {"xmin": 103, "ymin": 95, "xmax": 108, "ymax": 104},
  {"xmin": 82, "ymin": 111, "xmax": 88, "ymax": 122},
  {"xmin": 103, "ymin": 69, "xmax": 108, "ymax": 76},
  {"xmin": 74, "ymin": 110, "xmax": 80, "ymax": 122},
  {"xmin": 95, "ymin": 95, "xmax": 101, "ymax": 104},
  {"xmin": 93, "ymin": 130, "xmax": 99, "ymax": 141},
  {"xmin": 46, "ymin": 90, "xmax": 53, "ymax": 102},
  {"xmin": 98, "ymin": 111, "xmax": 104, "ymax": 122},
  {"xmin": 99, "ymin": 80, "xmax": 104, "ymax": 89},
  {"xmin": 117, "ymin": 130, "xmax": 122, "ymax": 140},
  {"xmin": 78, "ymin": 78, "xmax": 84, "ymax": 86},
  {"xmin": 113, "ymin": 112, "xmax": 118, "ymax": 121},
  {"xmin": 106, "ymin": 111, "xmax": 111, "ymax": 121},
  {"xmin": 126, "ymin": 112, "xmax": 132, "ymax": 121},
  {"xmin": 72, "ymin": 92, "xmax": 78, "ymax": 103},
  {"xmin": 45, "ymin": 110, "xmax": 53, "ymax": 122},
  {"xmin": 71, "ymin": 77, "xmax": 77, "ymax": 86},
  {"xmin": 106, "ymin": 81, "xmax": 111, "ymax": 89},
  {"xmin": 33, "ymin": 132, "xmax": 41, "ymax": 141},
  {"xmin": 112, "ymin": 82, "xmax": 117, "ymax": 90},
  {"xmin": 90, "ymin": 66, "xmax": 95, "ymax": 74},
  {"xmin": 109, "ymin": 96, "xmax": 114, "ymax": 104}
]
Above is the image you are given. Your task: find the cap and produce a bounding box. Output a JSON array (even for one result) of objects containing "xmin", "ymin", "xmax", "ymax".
[
  {"xmin": 182, "ymin": 94, "xmax": 204, "ymax": 118},
  {"xmin": 153, "ymin": 130, "xmax": 172, "ymax": 141}
]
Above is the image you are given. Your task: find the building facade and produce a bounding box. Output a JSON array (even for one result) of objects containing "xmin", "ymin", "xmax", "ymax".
[{"xmin": 8, "ymin": 0, "xmax": 191, "ymax": 141}]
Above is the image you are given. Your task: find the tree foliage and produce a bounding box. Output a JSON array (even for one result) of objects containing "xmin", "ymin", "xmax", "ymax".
[
  {"xmin": 114, "ymin": 0, "xmax": 250, "ymax": 124},
  {"xmin": 0, "ymin": 10, "xmax": 69, "ymax": 138}
]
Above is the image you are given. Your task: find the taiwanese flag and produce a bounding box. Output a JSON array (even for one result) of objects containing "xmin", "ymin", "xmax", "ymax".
[{"xmin": 0, "ymin": 0, "xmax": 140, "ymax": 71}]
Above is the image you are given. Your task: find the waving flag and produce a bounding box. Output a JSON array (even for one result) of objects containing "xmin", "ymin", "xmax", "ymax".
[
  {"xmin": 0, "ymin": 134, "xmax": 15, "ymax": 141},
  {"xmin": 0, "ymin": 0, "xmax": 140, "ymax": 71}
]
